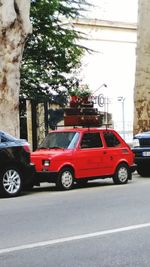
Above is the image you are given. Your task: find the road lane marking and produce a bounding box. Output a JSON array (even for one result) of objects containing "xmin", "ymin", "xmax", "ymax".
[{"xmin": 0, "ymin": 223, "xmax": 150, "ymax": 255}]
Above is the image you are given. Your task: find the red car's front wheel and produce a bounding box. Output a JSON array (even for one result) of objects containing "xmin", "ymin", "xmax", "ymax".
[{"xmin": 56, "ymin": 167, "xmax": 74, "ymax": 190}]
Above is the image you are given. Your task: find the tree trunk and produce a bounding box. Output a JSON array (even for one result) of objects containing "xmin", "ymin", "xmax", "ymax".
[
  {"xmin": 0, "ymin": 0, "xmax": 32, "ymax": 137},
  {"xmin": 134, "ymin": 0, "xmax": 150, "ymax": 134}
]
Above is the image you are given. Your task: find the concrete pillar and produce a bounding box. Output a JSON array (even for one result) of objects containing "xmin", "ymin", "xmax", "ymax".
[
  {"xmin": 36, "ymin": 103, "xmax": 45, "ymax": 146},
  {"xmin": 26, "ymin": 100, "xmax": 33, "ymax": 150}
]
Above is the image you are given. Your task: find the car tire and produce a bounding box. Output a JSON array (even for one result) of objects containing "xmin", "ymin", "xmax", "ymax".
[
  {"xmin": 0, "ymin": 167, "xmax": 22, "ymax": 197},
  {"xmin": 23, "ymin": 183, "xmax": 34, "ymax": 191},
  {"xmin": 137, "ymin": 166, "xmax": 150, "ymax": 177},
  {"xmin": 113, "ymin": 163, "xmax": 130, "ymax": 184},
  {"xmin": 56, "ymin": 167, "xmax": 74, "ymax": 190}
]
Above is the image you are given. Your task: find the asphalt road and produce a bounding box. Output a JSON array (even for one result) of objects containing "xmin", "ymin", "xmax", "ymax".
[{"xmin": 1, "ymin": 172, "xmax": 150, "ymax": 267}]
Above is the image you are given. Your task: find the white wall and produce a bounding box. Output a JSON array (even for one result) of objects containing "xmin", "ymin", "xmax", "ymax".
[{"xmin": 74, "ymin": 19, "xmax": 137, "ymax": 141}]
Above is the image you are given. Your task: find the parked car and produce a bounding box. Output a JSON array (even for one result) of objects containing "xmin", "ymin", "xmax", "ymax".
[
  {"xmin": 0, "ymin": 131, "xmax": 35, "ymax": 197},
  {"xmin": 31, "ymin": 127, "xmax": 136, "ymax": 190},
  {"xmin": 132, "ymin": 131, "xmax": 150, "ymax": 176}
]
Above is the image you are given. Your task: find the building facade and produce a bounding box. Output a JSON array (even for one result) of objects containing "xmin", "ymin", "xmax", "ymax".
[{"xmin": 73, "ymin": 18, "xmax": 137, "ymax": 141}]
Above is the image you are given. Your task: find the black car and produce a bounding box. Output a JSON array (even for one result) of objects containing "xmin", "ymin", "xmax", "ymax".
[
  {"xmin": 132, "ymin": 131, "xmax": 150, "ymax": 177},
  {"xmin": 0, "ymin": 131, "xmax": 35, "ymax": 197}
]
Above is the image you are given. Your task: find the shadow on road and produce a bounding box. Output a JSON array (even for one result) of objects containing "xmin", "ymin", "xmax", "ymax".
[{"xmin": 22, "ymin": 177, "xmax": 130, "ymax": 196}]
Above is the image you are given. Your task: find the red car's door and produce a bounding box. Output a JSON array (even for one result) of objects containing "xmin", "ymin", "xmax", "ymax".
[
  {"xmin": 102, "ymin": 130, "xmax": 125, "ymax": 175},
  {"xmin": 74, "ymin": 132, "xmax": 105, "ymax": 178}
]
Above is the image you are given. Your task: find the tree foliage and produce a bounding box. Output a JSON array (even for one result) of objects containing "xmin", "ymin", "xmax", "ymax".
[{"xmin": 20, "ymin": 0, "xmax": 90, "ymax": 106}]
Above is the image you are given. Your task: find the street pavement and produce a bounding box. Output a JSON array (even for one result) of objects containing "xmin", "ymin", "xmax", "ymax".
[{"xmin": 0, "ymin": 172, "xmax": 150, "ymax": 267}]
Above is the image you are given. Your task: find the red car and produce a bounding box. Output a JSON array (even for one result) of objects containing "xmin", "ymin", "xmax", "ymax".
[{"xmin": 31, "ymin": 128, "xmax": 136, "ymax": 190}]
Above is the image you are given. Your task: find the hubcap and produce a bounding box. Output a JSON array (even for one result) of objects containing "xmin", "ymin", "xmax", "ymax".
[
  {"xmin": 118, "ymin": 167, "xmax": 128, "ymax": 182},
  {"xmin": 3, "ymin": 170, "xmax": 21, "ymax": 194},
  {"xmin": 61, "ymin": 171, "xmax": 73, "ymax": 189}
]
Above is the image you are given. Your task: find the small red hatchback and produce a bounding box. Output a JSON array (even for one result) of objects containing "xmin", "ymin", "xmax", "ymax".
[{"xmin": 31, "ymin": 128, "xmax": 136, "ymax": 190}]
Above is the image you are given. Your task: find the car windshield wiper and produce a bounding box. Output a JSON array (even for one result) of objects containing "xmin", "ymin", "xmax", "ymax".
[
  {"xmin": 38, "ymin": 146, "xmax": 65, "ymax": 150},
  {"xmin": 49, "ymin": 146, "xmax": 64, "ymax": 149}
]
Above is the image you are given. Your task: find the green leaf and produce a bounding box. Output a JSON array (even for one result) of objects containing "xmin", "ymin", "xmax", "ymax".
[{"xmin": 20, "ymin": 0, "xmax": 91, "ymax": 106}]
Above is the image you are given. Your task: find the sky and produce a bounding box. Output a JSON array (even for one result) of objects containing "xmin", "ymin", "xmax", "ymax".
[{"xmin": 87, "ymin": 0, "xmax": 138, "ymax": 23}]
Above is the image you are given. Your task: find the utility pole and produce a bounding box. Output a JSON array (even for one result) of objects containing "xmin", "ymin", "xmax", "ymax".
[{"xmin": 118, "ymin": 97, "xmax": 125, "ymax": 139}]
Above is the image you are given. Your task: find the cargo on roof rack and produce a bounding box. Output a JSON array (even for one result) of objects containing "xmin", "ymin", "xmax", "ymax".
[{"xmin": 64, "ymin": 98, "xmax": 103, "ymax": 127}]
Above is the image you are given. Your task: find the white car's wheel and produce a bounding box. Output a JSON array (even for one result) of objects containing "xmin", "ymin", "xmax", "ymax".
[{"xmin": 0, "ymin": 167, "xmax": 22, "ymax": 197}]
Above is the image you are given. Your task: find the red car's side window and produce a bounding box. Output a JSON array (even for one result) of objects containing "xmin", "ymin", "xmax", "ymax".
[
  {"xmin": 80, "ymin": 132, "xmax": 103, "ymax": 149},
  {"xmin": 103, "ymin": 131, "xmax": 121, "ymax": 147}
]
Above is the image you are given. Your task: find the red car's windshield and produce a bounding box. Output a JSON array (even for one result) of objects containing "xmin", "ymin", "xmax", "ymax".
[{"xmin": 39, "ymin": 132, "xmax": 79, "ymax": 149}]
